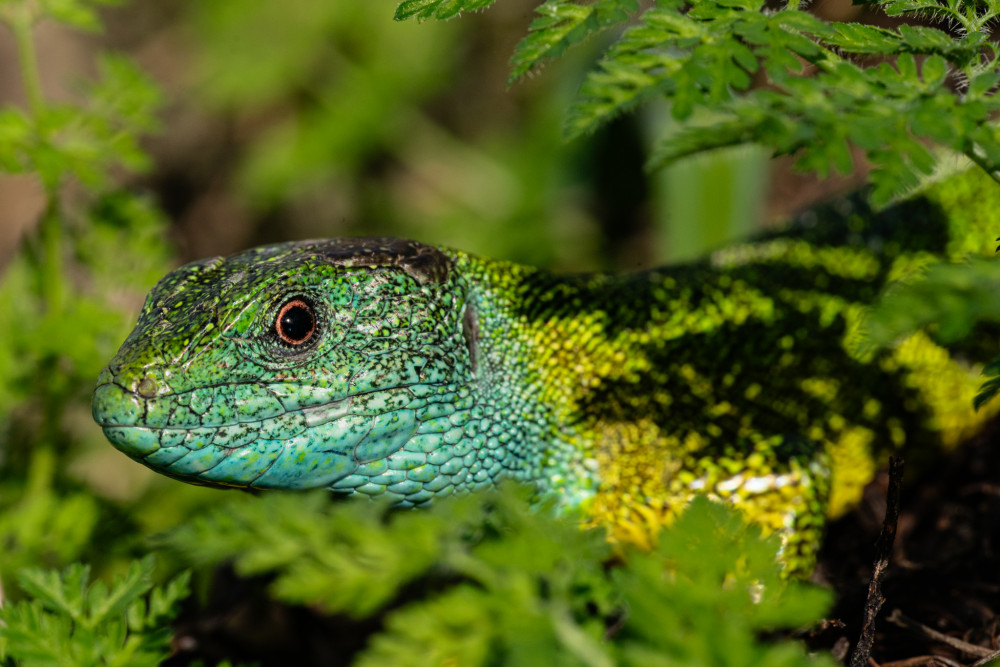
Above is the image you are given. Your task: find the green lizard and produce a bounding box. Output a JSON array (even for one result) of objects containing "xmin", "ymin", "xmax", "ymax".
[{"xmin": 92, "ymin": 167, "xmax": 999, "ymax": 574}]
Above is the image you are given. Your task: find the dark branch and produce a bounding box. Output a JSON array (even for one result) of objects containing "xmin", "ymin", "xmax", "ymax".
[{"xmin": 850, "ymin": 456, "xmax": 905, "ymax": 667}]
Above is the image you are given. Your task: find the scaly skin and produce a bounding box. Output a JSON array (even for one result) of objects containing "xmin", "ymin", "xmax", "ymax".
[{"xmin": 93, "ymin": 168, "xmax": 1000, "ymax": 573}]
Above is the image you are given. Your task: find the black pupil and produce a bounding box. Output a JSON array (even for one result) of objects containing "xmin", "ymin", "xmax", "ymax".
[{"xmin": 280, "ymin": 305, "xmax": 313, "ymax": 342}]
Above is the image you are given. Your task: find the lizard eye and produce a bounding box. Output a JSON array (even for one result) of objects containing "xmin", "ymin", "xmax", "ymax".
[{"xmin": 275, "ymin": 298, "xmax": 316, "ymax": 346}]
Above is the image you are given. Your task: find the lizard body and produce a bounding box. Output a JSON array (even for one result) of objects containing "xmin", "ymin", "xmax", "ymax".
[{"xmin": 93, "ymin": 168, "xmax": 1000, "ymax": 573}]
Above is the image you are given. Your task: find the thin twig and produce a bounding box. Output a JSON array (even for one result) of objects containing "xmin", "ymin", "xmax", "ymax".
[
  {"xmin": 880, "ymin": 657, "xmax": 964, "ymax": 667},
  {"xmin": 887, "ymin": 609, "xmax": 994, "ymax": 659},
  {"xmin": 850, "ymin": 456, "xmax": 905, "ymax": 667},
  {"xmin": 970, "ymin": 649, "xmax": 1000, "ymax": 666}
]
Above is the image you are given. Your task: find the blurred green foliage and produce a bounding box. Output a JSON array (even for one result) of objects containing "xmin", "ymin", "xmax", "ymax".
[
  {"xmin": 194, "ymin": 2, "xmax": 455, "ymax": 207},
  {"xmin": 165, "ymin": 488, "xmax": 834, "ymax": 667},
  {"xmin": 189, "ymin": 0, "xmax": 605, "ymax": 269},
  {"xmin": 867, "ymin": 260, "xmax": 1000, "ymax": 348},
  {"xmin": 0, "ymin": 54, "xmax": 158, "ymax": 191},
  {"xmin": 0, "ymin": 0, "xmax": 182, "ymax": 610}
]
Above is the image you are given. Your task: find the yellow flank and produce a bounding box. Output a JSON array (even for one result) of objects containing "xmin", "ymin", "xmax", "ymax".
[
  {"xmin": 459, "ymin": 167, "xmax": 1000, "ymax": 574},
  {"xmin": 513, "ymin": 237, "xmax": 995, "ymax": 570},
  {"xmin": 711, "ymin": 238, "xmax": 882, "ymax": 280},
  {"xmin": 891, "ymin": 330, "xmax": 999, "ymax": 448},
  {"xmin": 825, "ymin": 426, "xmax": 876, "ymax": 518}
]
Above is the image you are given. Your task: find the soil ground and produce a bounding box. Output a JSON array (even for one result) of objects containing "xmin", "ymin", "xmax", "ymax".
[{"xmin": 811, "ymin": 418, "xmax": 1000, "ymax": 666}]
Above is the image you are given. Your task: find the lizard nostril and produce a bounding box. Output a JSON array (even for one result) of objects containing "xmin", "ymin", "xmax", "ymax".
[{"xmin": 136, "ymin": 376, "xmax": 158, "ymax": 398}]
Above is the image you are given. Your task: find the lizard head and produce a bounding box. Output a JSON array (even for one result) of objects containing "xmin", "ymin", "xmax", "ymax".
[{"xmin": 92, "ymin": 238, "xmax": 477, "ymax": 500}]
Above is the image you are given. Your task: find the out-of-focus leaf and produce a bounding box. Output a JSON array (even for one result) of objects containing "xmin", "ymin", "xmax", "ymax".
[
  {"xmin": 168, "ymin": 488, "xmax": 831, "ymax": 666},
  {"xmin": 866, "ymin": 259, "xmax": 1000, "ymax": 348}
]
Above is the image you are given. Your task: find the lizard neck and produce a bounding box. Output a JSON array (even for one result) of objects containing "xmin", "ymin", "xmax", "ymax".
[{"xmin": 454, "ymin": 251, "xmax": 719, "ymax": 508}]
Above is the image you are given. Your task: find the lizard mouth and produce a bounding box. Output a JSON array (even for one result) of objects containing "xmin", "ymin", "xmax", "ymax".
[{"xmin": 92, "ymin": 373, "xmax": 419, "ymax": 489}]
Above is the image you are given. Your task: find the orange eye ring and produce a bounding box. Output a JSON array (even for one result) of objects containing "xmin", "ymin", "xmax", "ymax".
[{"xmin": 275, "ymin": 298, "xmax": 316, "ymax": 345}]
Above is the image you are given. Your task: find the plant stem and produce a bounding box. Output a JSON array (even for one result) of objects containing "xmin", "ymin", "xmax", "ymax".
[
  {"xmin": 11, "ymin": 5, "xmax": 45, "ymax": 117},
  {"xmin": 39, "ymin": 199, "xmax": 64, "ymax": 312},
  {"xmin": 10, "ymin": 6, "xmax": 65, "ymax": 312},
  {"xmin": 965, "ymin": 144, "xmax": 1000, "ymax": 188}
]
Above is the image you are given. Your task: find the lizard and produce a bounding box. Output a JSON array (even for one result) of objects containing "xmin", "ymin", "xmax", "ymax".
[{"xmin": 92, "ymin": 166, "xmax": 1000, "ymax": 574}]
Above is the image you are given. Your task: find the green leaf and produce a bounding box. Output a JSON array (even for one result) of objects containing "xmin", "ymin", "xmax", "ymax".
[
  {"xmin": 1, "ymin": 558, "xmax": 188, "ymax": 667},
  {"xmin": 898, "ymin": 23, "xmax": 953, "ymax": 51},
  {"xmin": 877, "ymin": 0, "xmax": 965, "ymax": 22},
  {"xmin": 86, "ymin": 556, "xmax": 157, "ymax": 628},
  {"xmin": 775, "ymin": 10, "xmax": 834, "ymax": 36},
  {"xmin": 976, "ymin": 356, "xmax": 1000, "ymax": 409},
  {"xmin": 16, "ymin": 563, "xmax": 91, "ymax": 621},
  {"xmin": 921, "ymin": 55, "xmax": 949, "ymax": 87},
  {"xmin": 968, "ymin": 71, "xmax": 1000, "ymax": 98},
  {"xmin": 897, "ymin": 51, "xmax": 918, "ymax": 78},
  {"xmin": 826, "ymin": 23, "xmax": 901, "ymax": 54},
  {"xmin": 564, "ymin": 3, "xmax": 843, "ymax": 138},
  {"xmin": 510, "ymin": 0, "xmax": 640, "ymax": 83},
  {"xmin": 0, "ymin": 601, "xmax": 76, "ymax": 664},
  {"xmin": 394, "ymin": 0, "xmax": 498, "ymax": 21},
  {"xmin": 611, "ymin": 497, "xmax": 834, "ymax": 665},
  {"xmin": 355, "ymin": 585, "xmax": 497, "ymax": 667}
]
